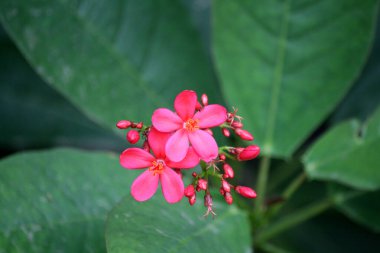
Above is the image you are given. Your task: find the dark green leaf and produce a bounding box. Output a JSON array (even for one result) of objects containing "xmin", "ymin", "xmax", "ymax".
[
  {"xmin": 0, "ymin": 0, "xmax": 221, "ymax": 131},
  {"xmin": 0, "ymin": 148, "xmax": 138, "ymax": 253},
  {"xmin": 213, "ymin": 0, "xmax": 379, "ymax": 157},
  {"xmin": 303, "ymin": 108, "xmax": 380, "ymax": 190},
  {"xmin": 106, "ymin": 195, "xmax": 252, "ymax": 253}
]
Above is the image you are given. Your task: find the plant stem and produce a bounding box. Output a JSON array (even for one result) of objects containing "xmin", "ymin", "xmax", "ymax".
[
  {"xmin": 282, "ymin": 172, "xmax": 306, "ymax": 199},
  {"xmin": 255, "ymin": 155, "xmax": 271, "ymax": 215},
  {"xmin": 255, "ymin": 198, "xmax": 333, "ymax": 244}
]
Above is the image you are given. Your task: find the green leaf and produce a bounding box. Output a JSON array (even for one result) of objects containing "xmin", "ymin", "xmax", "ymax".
[
  {"xmin": 0, "ymin": 0, "xmax": 221, "ymax": 131},
  {"xmin": 212, "ymin": 0, "xmax": 379, "ymax": 157},
  {"xmin": 0, "ymin": 148, "xmax": 138, "ymax": 253},
  {"xmin": 0, "ymin": 25, "xmax": 124, "ymax": 151},
  {"xmin": 329, "ymin": 184, "xmax": 380, "ymax": 233},
  {"xmin": 303, "ymin": 108, "xmax": 380, "ymax": 190},
  {"xmin": 106, "ymin": 195, "xmax": 252, "ymax": 253}
]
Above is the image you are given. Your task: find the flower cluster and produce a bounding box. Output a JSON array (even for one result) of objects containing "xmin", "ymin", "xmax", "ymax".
[{"xmin": 117, "ymin": 90, "xmax": 260, "ymax": 216}]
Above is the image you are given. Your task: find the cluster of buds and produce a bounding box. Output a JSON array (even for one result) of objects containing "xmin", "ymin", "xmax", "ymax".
[{"xmin": 117, "ymin": 90, "xmax": 260, "ymax": 217}]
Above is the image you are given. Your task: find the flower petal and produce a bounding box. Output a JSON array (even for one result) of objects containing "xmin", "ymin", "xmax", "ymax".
[
  {"xmin": 131, "ymin": 170, "xmax": 159, "ymax": 202},
  {"xmin": 166, "ymin": 147, "xmax": 200, "ymax": 169},
  {"xmin": 160, "ymin": 167, "xmax": 184, "ymax": 203},
  {"xmin": 152, "ymin": 108, "xmax": 182, "ymax": 132},
  {"xmin": 188, "ymin": 130, "xmax": 219, "ymax": 162},
  {"xmin": 148, "ymin": 127, "xmax": 171, "ymax": 158},
  {"xmin": 194, "ymin": 104, "xmax": 227, "ymax": 128},
  {"xmin": 165, "ymin": 129, "xmax": 189, "ymax": 162},
  {"xmin": 174, "ymin": 90, "xmax": 197, "ymax": 121},
  {"xmin": 120, "ymin": 148, "xmax": 155, "ymax": 169}
]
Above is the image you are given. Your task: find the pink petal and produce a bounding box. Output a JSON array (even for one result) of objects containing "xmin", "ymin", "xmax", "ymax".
[
  {"xmin": 131, "ymin": 170, "xmax": 159, "ymax": 202},
  {"xmin": 120, "ymin": 148, "xmax": 155, "ymax": 169},
  {"xmin": 174, "ymin": 90, "xmax": 197, "ymax": 121},
  {"xmin": 152, "ymin": 108, "xmax": 182, "ymax": 132},
  {"xmin": 166, "ymin": 147, "xmax": 200, "ymax": 169},
  {"xmin": 194, "ymin": 104, "xmax": 227, "ymax": 128},
  {"xmin": 188, "ymin": 130, "xmax": 219, "ymax": 162},
  {"xmin": 160, "ymin": 167, "xmax": 184, "ymax": 203},
  {"xmin": 165, "ymin": 129, "xmax": 189, "ymax": 162},
  {"xmin": 148, "ymin": 127, "xmax": 171, "ymax": 158}
]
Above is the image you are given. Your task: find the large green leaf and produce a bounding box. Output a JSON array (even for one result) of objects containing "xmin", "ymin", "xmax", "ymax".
[
  {"xmin": 303, "ymin": 108, "xmax": 380, "ymax": 190},
  {"xmin": 329, "ymin": 184, "xmax": 380, "ymax": 233},
  {"xmin": 0, "ymin": 0, "xmax": 221, "ymax": 131},
  {"xmin": 213, "ymin": 0, "xmax": 379, "ymax": 157},
  {"xmin": 0, "ymin": 148, "xmax": 138, "ymax": 253},
  {"xmin": 106, "ymin": 195, "xmax": 252, "ymax": 253},
  {"xmin": 0, "ymin": 25, "xmax": 123, "ymax": 151}
]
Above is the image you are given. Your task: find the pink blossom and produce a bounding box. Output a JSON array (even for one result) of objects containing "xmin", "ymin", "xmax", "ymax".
[
  {"xmin": 152, "ymin": 90, "xmax": 227, "ymax": 162},
  {"xmin": 120, "ymin": 128, "xmax": 199, "ymax": 203}
]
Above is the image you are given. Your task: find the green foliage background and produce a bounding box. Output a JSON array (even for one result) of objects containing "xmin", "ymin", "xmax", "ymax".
[{"xmin": 1, "ymin": 0, "xmax": 380, "ymax": 252}]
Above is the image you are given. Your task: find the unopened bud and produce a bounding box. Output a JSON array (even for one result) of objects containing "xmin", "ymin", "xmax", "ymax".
[
  {"xmin": 204, "ymin": 193, "xmax": 213, "ymax": 207},
  {"xmin": 136, "ymin": 122, "xmax": 143, "ymax": 129},
  {"xmin": 142, "ymin": 141, "xmax": 150, "ymax": 152},
  {"xmin": 219, "ymin": 154, "xmax": 226, "ymax": 161},
  {"xmin": 231, "ymin": 121, "xmax": 243, "ymax": 128},
  {"xmin": 189, "ymin": 194, "xmax": 196, "ymax": 205},
  {"xmin": 127, "ymin": 130, "xmax": 140, "ymax": 144},
  {"xmin": 197, "ymin": 179, "xmax": 208, "ymax": 190},
  {"xmin": 223, "ymin": 163, "xmax": 234, "ymax": 179},
  {"xmin": 184, "ymin": 185, "xmax": 195, "ymax": 197},
  {"xmin": 224, "ymin": 192, "xmax": 233, "ymax": 205},
  {"xmin": 204, "ymin": 128, "xmax": 213, "ymax": 136},
  {"xmin": 237, "ymin": 145, "xmax": 260, "ymax": 161},
  {"xmin": 192, "ymin": 172, "xmax": 197, "ymax": 178},
  {"xmin": 201, "ymin": 94, "xmax": 208, "ymax": 106},
  {"xmin": 116, "ymin": 120, "xmax": 131, "ymax": 129},
  {"xmin": 235, "ymin": 128, "xmax": 254, "ymax": 141},
  {"xmin": 235, "ymin": 186, "xmax": 257, "ymax": 198},
  {"xmin": 131, "ymin": 122, "xmax": 137, "ymax": 128},
  {"xmin": 222, "ymin": 128, "xmax": 230, "ymax": 137},
  {"xmin": 222, "ymin": 180, "xmax": 231, "ymax": 192},
  {"xmin": 195, "ymin": 101, "xmax": 202, "ymax": 110},
  {"xmin": 219, "ymin": 187, "xmax": 225, "ymax": 196}
]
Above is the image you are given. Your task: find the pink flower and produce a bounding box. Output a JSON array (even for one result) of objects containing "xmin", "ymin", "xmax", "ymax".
[
  {"xmin": 152, "ymin": 90, "xmax": 227, "ymax": 162},
  {"xmin": 120, "ymin": 128, "xmax": 199, "ymax": 203}
]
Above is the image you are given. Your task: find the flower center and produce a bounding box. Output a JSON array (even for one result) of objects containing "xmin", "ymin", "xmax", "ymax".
[
  {"xmin": 149, "ymin": 160, "xmax": 165, "ymax": 176},
  {"xmin": 184, "ymin": 118, "xmax": 199, "ymax": 132}
]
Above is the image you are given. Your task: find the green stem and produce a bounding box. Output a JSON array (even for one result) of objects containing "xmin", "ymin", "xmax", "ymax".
[
  {"xmin": 256, "ymin": 198, "xmax": 333, "ymax": 244},
  {"xmin": 255, "ymin": 155, "xmax": 271, "ymax": 215}
]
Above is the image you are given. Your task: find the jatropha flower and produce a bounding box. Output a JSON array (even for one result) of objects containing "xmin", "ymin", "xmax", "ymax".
[
  {"xmin": 117, "ymin": 90, "xmax": 260, "ymax": 215},
  {"xmin": 152, "ymin": 90, "xmax": 227, "ymax": 162},
  {"xmin": 120, "ymin": 128, "xmax": 199, "ymax": 203}
]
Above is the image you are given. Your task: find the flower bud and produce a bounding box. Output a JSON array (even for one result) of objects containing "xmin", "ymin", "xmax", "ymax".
[
  {"xmin": 127, "ymin": 130, "xmax": 140, "ymax": 144},
  {"xmin": 195, "ymin": 101, "xmax": 202, "ymax": 110},
  {"xmin": 235, "ymin": 186, "xmax": 257, "ymax": 198},
  {"xmin": 189, "ymin": 194, "xmax": 196, "ymax": 205},
  {"xmin": 142, "ymin": 141, "xmax": 150, "ymax": 152},
  {"xmin": 136, "ymin": 122, "xmax": 143, "ymax": 129},
  {"xmin": 224, "ymin": 192, "xmax": 233, "ymax": 205},
  {"xmin": 237, "ymin": 145, "xmax": 260, "ymax": 161},
  {"xmin": 184, "ymin": 185, "xmax": 195, "ymax": 197},
  {"xmin": 197, "ymin": 179, "xmax": 208, "ymax": 190},
  {"xmin": 201, "ymin": 94, "xmax": 208, "ymax": 106},
  {"xmin": 223, "ymin": 163, "xmax": 234, "ymax": 179},
  {"xmin": 204, "ymin": 193, "xmax": 213, "ymax": 207},
  {"xmin": 235, "ymin": 128, "xmax": 254, "ymax": 141},
  {"xmin": 231, "ymin": 121, "xmax": 243, "ymax": 128},
  {"xmin": 192, "ymin": 172, "xmax": 197, "ymax": 178},
  {"xmin": 222, "ymin": 180, "xmax": 231, "ymax": 192},
  {"xmin": 219, "ymin": 154, "xmax": 226, "ymax": 161},
  {"xmin": 116, "ymin": 120, "xmax": 131, "ymax": 129},
  {"xmin": 222, "ymin": 128, "xmax": 230, "ymax": 137},
  {"xmin": 204, "ymin": 128, "xmax": 213, "ymax": 136},
  {"xmin": 219, "ymin": 187, "xmax": 225, "ymax": 196}
]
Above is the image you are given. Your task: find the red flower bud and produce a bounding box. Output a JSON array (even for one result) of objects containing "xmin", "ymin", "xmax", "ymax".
[
  {"xmin": 197, "ymin": 179, "xmax": 208, "ymax": 190},
  {"xmin": 222, "ymin": 128, "xmax": 230, "ymax": 137},
  {"xmin": 235, "ymin": 128, "xmax": 254, "ymax": 141},
  {"xmin": 192, "ymin": 172, "xmax": 197, "ymax": 178},
  {"xmin": 142, "ymin": 141, "xmax": 150, "ymax": 152},
  {"xmin": 223, "ymin": 163, "xmax": 234, "ymax": 179},
  {"xmin": 116, "ymin": 120, "xmax": 131, "ymax": 129},
  {"xmin": 219, "ymin": 154, "xmax": 226, "ymax": 161},
  {"xmin": 127, "ymin": 130, "xmax": 140, "ymax": 144},
  {"xmin": 136, "ymin": 122, "xmax": 143, "ymax": 129},
  {"xmin": 204, "ymin": 193, "xmax": 213, "ymax": 207},
  {"xmin": 219, "ymin": 187, "xmax": 225, "ymax": 196},
  {"xmin": 224, "ymin": 192, "xmax": 233, "ymax": 205},
  {"xmin": 189, "ymin": 194, "xmax": 196, "ymax": 205},
  {"xmin": 235, "ymin": 186, "xmax": 257, "ymax": 198},
  {"xmin": 184, "ymin": 185, "xmax": 195, "ymax": 197},
  {"xmin": 201, "ymin": 94, "xmax": 208, "ymax": 106},
  {"xmin": 231, "ymin": 121, "xmax": 243, "ymax": 128},
  {"xmin": 222, "ymin": 180, "xmax": 231, "ymax": 192},
  {"xmin": 237, "ymin": 145, "xmax": 260, "ymax": 161}
]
